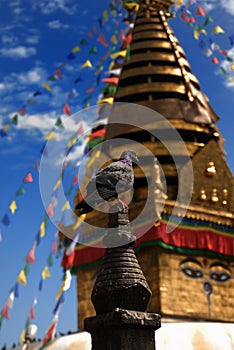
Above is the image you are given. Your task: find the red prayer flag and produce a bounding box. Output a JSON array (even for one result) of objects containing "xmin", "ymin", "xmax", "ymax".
[
  {"xmin": 85, "ymin": 86, "xmax": 95, "ymax": 93},
  {"xmin": 211, "ymin": 56, "xmax": 219, "ymax": 64},
  {"xmin": 77, "ymin": 123, "xmax": 84, "ymax": 135},
  {"xmin": 25, "ymin": 249, "xmax": 35, "ymax": 264},
  {"xmin": 89, "ymin": 128, "xmax": 106, "ymax": 139},
  {"xmin": 195, "ymin": 5, "xmax": 206, "ymax": 16},
  {"xmin": 47, "ymin": 203, "xmax": 54, "ymax": 218},
  {"xmin": 52, "ymin": 239, "xmax": 57, "ymax": 253},
  {"xmin": 30, "ymin": 307, "xmax": 35, "ymax": 320},
  {"xmin": 180, "ymin": 10, "xmax": 189, "ymax": 23},
  {"xmin": 23, "ymin": 172, "xmax": 33, "ymax": 183},
  {"xmin": 18, "ymin": 106, "xmax": 26, "ymax": 116},
  {"xmin": 1, "ymin": 303, "xmax": 9, "ymax": 320},
  {"xmin": 55, "ymin": 69, "xmax": 61, "ymax": 78},
  {"xmin": 123, "ymin": 32, "xmax": 132, "ymax": 48},
  {"xmin": 101, "ymin": 77, "xmax": 119, "ymax": 85},
  {"xmin": 87, "ymin": 31, "xmax": 93, "ymax": 39},
  {"xmin": 62, "ymin": 102, "xmax": 71, "ymax": 116},
  {"xmin": 43, "ymin": 319, "xmax": 57, "ymax": 344},
  {"xmin": 97, "ymin": 32, "xmax": 108, "ymax": 47},
  {"xmin": 72, "ymin": 173, "xmax": 78, "ymax": 186},
  {"xmin": 63, "ymin": 250, "xmax": 76, "ymax": 269},
  {"xmin": 219, "ymin": 49, "xmax": 227, "ymax": 56}
]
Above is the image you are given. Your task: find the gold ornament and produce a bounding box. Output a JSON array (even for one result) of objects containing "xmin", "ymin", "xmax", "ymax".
[
  {"xmin": 199, "ymin": 189, "xmax": 207, "ymax": 201},
  {"xmin": 211, "ymin": 188, "xmax": 219, "ymax": 203},
  {"xmin": 205, "ymin": 161, "xmax": 216, "ymax": 176}
]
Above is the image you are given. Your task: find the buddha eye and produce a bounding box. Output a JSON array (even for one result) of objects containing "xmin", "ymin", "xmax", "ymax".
[
  {"xmin": 180, "ymin": 266, "xmax": 203, "ymax": 279},
  {"xmin": 209, "ymin": 271, "xmax": 232, "ymax": 283}
]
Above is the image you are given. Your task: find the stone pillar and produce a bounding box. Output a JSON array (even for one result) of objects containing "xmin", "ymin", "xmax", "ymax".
[{"xmin": 84, "ymin": 206, "xmax": 161, "ymax": 350}]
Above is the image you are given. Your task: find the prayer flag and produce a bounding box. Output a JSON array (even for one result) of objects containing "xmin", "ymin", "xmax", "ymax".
[
  {"xmin": 212, "ymin": 26, "xmax": 225, "ymax": 34},
  {"xmin": 42, "ymin": 266, "xmax": 51, "ymax": 280},
  {"xmin": 72, "ymin": 45, "xmax": 80, "ymax": 53},
  {"xmin": 97, "ymin": 32, "xmax": 108, "ymax": 47},
  {"xmin": 82, "ymin": 60, "xmax": 92, "ymax": 68},
  {"xmin": 40, "ymin": 221, "xmax": 45, "ymax": 238},
  {"xmin": 211, "ymin": 56, "xmax": 219, "ymax": 64},
  {"xmin": 17, "ymin": 269, "xmax": 27, "ymax": 286},
  {"xmin": 23, "ymin": 172, "xmax": 33, "ymax": 183},
  {"xmin": 18, "ymin": 106, "xmax": 26, "ymax": 116},
  {"xmin": 195, "ymin": 5, "xmax": 206, "ymax": 16},
  {"xmin": 9, "ymin": 200, "xmax": 17, "ymax": 214},
  {"xmin": 62, "ymin": 102, "xmax": 71, "ymax": 116},
  {"xmin": 42, "ymin": 83, "xmax": 51, "ymax": 91}
]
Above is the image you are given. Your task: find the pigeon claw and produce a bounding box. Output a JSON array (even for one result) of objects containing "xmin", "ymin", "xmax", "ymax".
[{"xmin": 118, "ymin": 198, "xmax": 129, "ymax": 210}]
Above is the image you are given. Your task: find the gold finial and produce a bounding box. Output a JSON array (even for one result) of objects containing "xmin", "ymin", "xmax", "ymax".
[
  {"xmin": 222, "ymin": 188, "xmax": 228, "ymax": 205},
  {"xmin": 211, "ymin": 189, "xmax": 219, "ymax": 203},
  {"xmin": 205, "ymin": 161, "xmax": 216, "ymax": 176},
  {"xmin": 199, "ymin": 189, "xmax": 207, "ymax": 201}
]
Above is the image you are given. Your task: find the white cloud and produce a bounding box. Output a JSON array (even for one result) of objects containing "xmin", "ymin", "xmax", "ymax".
[
  {"xmin": 26, "ymin": 34, "xmax": 40, "ymax": 44},
  {"xmin": 17, "ymin": 67, "xmax": 46, "ymax": 85},
  {"xmin": 220, "ymin": 0, "xmax": 234, "ymax": 16},
  {"xmin": 203, "ymin": 0, "xmax": 234, "ymax": 16},
  {"xmin": 33, "ymin": 0, "xmax": 78, "ymax": 15},
  {"xmin": 0, "ymin": 46, "xmax": 36, "ymax": 58},
  {"xmin": 1, "ymin": 33, "xmax": 18, "ymax": 45},
  {"xmin": 47, "ymin": 20, "xmax": 70, "ymax": 30}
]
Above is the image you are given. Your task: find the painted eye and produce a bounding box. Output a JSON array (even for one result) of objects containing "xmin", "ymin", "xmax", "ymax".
[
  {"xmin": 209, "ymin": 271, "xmax": 232, "ymax": 283},
  {"xmin": 180, "ymin": 267, "xmax": 203, "ymax": 279}
]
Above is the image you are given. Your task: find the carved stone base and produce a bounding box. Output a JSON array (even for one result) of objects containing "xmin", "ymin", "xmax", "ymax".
[{"xmin": 84, "ymin": 308, "xmax": 161, "ymax": 350}]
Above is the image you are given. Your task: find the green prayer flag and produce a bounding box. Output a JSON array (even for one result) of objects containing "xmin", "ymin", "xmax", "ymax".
[
  {"xmin": 25, "ymin": 316, "xmax": 31, "ymax": 329},
  {"xmin": 80, "ymin": 38, "xmax": 88, "ymax": 45},
  {"xmin": 24, "ymin": 262, "xmax": 30, "ymax": 276},
  {"xmin": 47, "ymin": 253, "xmax": 53, "ymax": 267},
  {"xmin": 0, "ymin": 315, "xmax": 3, "ymax": 330},
  {"xmin": 227, "ymin": 56, "xmax": 233, "ymax": 62},
  {"xmin": 65, "ymin": 187, "xmax": 73, "ymax": 196},
  {"xmin": 203, "ymin": 16, "xmax": 213, "ymax": 27},
  {"xmin": 16, "ymin": 186, "xmax": 26, "ymax": 196},
  {"xmin": 12, "ymin": 114, "xmax": 18, "ymax": 125},
  {"xmin": 220, "ymin": 67, "xmax": 226, "ymax": 74},
  {"xmin": 89, "ymin": 47, "xmax": 98, "ymax": 54},
  {"xmin": 48, "ymin": 75, "xmax": 57, "ymax": 82},
  {"xmin": 55, "ymin": 117, "xmax": 64, "ymax": 128},
  {"xmin": 44, "ymin": 214, "xmax": 49, "ymax": 228}
]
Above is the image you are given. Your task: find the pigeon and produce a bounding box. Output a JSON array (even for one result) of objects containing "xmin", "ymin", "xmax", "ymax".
[{"xmin": 75, "ymin": 150, "xmax": 139, "ymax": 214}]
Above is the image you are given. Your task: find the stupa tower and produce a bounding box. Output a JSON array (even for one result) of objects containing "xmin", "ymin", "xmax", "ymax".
[{"xmin": 62, "ymin": 0, "xmax": 234, "ymax": 329}]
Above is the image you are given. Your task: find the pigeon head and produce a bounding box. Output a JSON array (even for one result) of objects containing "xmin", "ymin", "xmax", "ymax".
[{"xmin": 120, "ymin": 150, "xmax": 139, "ymax": 164}]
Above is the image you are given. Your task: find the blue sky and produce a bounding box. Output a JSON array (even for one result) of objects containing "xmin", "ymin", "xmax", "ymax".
[{"xmin": 0, "ymin": 0, "xmax": 234, "ymax": 347}]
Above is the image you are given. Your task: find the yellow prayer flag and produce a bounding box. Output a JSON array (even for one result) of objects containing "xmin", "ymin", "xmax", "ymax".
[
  {"xmin": 73, "ymin": 214, "xmax": 86, "ymax": 231},
  {"xmin": 193, "ymin": 30, "xmax": 200, "ymax": 40},
  {"xmin": 230, "ymin": 64, "xmax": 234, "ymax": 71},
  {"xmin": 212, "ymin": 26, "xmax": 225, "ymax": 34},
  {"xmin": 40, "ymin": 221, "xmax": 45, "ymax": 238},
  {"xmin": 9, "ymin": 200, "xmax": 17, "ymax": 214},
  {"xmin": 110, "ymin": 50, "xmax": 127, "ymax": 59},
  {"xmin": 176, "ymin": 0, "xmax": 183, "ymax": 5},
  {"xmin": 17, "ymin": 269, "xmax": 27, "ymax": 286},
  {"xmin": 97, "ymin": 97, "xmax": 114, "ymax": 104},
  {"xmin": 62, "ymin": 200, "xmax": 70, "ymax": 211},
  {"xmin": 200, "ymin": 29, "xmax": 207, "ymax": 35},
  {"xmin": 124, "ymin": 3, "xmax": 139, "ymax": 11},
  {"xmin": 3, "ymin": 124, "xmax": 10, "ymax": 132},
  {"xmin": 227, "ymin": 76, "xmax": 234, "ymax": 82},
  {"xmin": 103, "ymin": 9, "xmax": 108, "ymax": 21},
  {"xmin": 68, "ymin": 136, "xmax": 77, "ymax": 149},
  {"xmin": 82, "ymin": 59, "xmax": 92, "ymax": 68},
  {"xmin": 84, "ymin": 103, "xmax": 90, "ymax": 110},
  {"xmin": 55, "ymin": 280, "xmax": 66, "ymax": 300},
  {"xmin": 45, "ymin": 130, "xmax": 56, "ymax": 140},
  {"xmin": 41, "ymin": 266, "xmax": 51, "ymax": 280},
  {"xmin": 72, "ymin": 45, "xmax": 80, "ymax": 53},
  {"xmin": 20, "ymin": 330, "xmax": 26, "ymax": 344},
  {"xmin": 42, "ymin": 83, "xmax": 51, "ymax": 91},
  {"xmin": 110, "ymin": 34, "xmax": 118, "ymax": 45},
  {"xmin": 53, "ymin": 177, "xmax": 62, "ymax": 191},
  {"xmin": 109, "ymin": 61, "xmax": 115, "ymax": 70}
]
